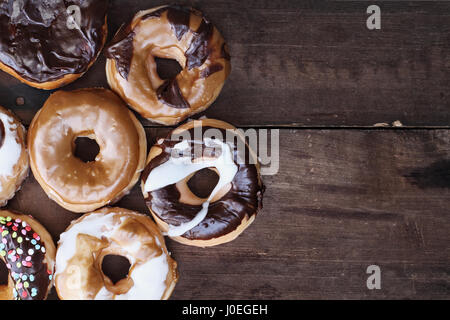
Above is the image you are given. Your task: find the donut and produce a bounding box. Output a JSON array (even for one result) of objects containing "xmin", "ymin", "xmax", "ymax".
[
  {"xmin": 0, "ymin": 0, "xmax": 108, "ymax": 90},
  {"xmin": 0, "ymin": 106, "xmax": 29, "ymax": 207},
  {"xmin": 54, "ymin": 207, "xmax": 178, "ymax": 300},
  {"xmin": 141, "ymin": 119, "xmax": 265, "ymax": 247},
  {"xmin": 0, "ymin": 210, "xmax": 56, "ymax": 300},
  {"xmin": 105, "ymin": 5, "xmax": 231, "ymax": 125},
  {"xmin": 28, "ymin": 88, "xmax": 147, "ymax": 213}
]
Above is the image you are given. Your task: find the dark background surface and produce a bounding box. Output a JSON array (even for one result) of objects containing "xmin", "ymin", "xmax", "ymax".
[{"xmin": 1, "ymin": 0, "xmax": 449, "ymax": 299}]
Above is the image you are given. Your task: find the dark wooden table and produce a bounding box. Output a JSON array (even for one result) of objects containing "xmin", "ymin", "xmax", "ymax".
[{"xmin": 1, "ymin": 0, "xmax": 449, "ymax": 299}]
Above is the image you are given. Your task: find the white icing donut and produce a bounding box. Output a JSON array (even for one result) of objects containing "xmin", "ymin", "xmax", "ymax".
[
  {"xmin": 0, "ymin": 113, "xmax": 22, "ymax": 187},
  {"xmin": 0, "ymin": 106, "xmax": 29, "ymax": 206},
  {"xmin": 54, "ymin": 207, "xmax": 178, "ymax": 300}
]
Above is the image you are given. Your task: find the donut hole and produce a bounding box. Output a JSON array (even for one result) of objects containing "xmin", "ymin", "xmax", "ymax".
[
  {"xmin": 74, "ymin": 136, "xmax": 100, "ymax": 163},
  {"xmin": 0, "ymin": 259, "xmax": 8, "ymax": 285},
  {"xmin": 155, "ymin": 57, "xmax": 182, "ymax": 80},
  {"xmin": 101, "ymin": 255, "xmax": 131, "ymax": 285},
  {"xmin": 187, "ymin": 168, "xmax": 220, "ymax": 199}
]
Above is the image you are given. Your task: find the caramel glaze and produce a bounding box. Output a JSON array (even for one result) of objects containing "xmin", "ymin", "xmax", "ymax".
[
  {"xmin": 0, "ymin": 0, "xmax": 108, "ymax": 83},
  {"xmin": 142, "ymin": 123, "xmax": 265, "ymax": 241},
  {"xmin": 28, "ymin": 89, "xmax": 146, "ymax": 213},
  {"xmin": 0, "ymin": 119, "xmax": 4, "ymax": 149},
  {"xmin": 105, "ymin": 5, "xmax": 231, "ymax": 125}
]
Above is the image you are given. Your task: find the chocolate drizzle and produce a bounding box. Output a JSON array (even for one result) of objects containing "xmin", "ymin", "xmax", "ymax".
[
  {"xmin": 105, "ymin": 23, "xmax": 135, "ymax": 80},
  {"xmin": 0, "ymin": 215, "xmax": 51, "ymax": 300},
  {"xmin": 166, "ymin": 6, "xmax": 190, "ymax": 41},
  {"xmin": 0, "ymin": 119, "xmax": 4, "ymax": 149},
  {"xmin": 0, "ymin": 0, "xmax": 108, "ymax": 83},
  {"xmin": 156, "ymin": 78, "xmax": 190, "ymax": 109},
  {"xmin": 201, "ymin": 64, "xmax": 223, "ymax": 78},
  {"xmin": 142, "ymin": 126, "xmax": 264, "ymax": 241},
  {"xmin": 186, "ymin": 18, "xmax": 214, "ymax": 70},
  {"xmin": 221, "ymin": 43, "xmax": 231, "ymax": 60}
]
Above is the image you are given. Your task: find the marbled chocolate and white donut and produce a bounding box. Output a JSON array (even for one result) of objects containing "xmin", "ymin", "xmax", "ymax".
[{"xmin": 141, "ymin": 119, "xmax": 264, "ymax": 247}]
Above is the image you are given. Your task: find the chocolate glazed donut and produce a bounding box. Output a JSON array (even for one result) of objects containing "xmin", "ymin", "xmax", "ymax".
[
  {"xmin": 105, "ymin": 5, "xmax": 231, "ymax": 125},
  {"xmin": 0, "ymin": 210, "xmax": 56, "ymax": 300},
  {"xmin": 141, "ymin": 119, "xmax": 264, "ymax": 247},
  {"xmin": 0, "ymin": 0, "xmax": 108, "ymax": 90}
]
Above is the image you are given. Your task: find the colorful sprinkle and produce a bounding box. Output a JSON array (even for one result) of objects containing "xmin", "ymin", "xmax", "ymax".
[{"xmin": 0, "ymin": 215, "xmax": 49, "ymax": 300}]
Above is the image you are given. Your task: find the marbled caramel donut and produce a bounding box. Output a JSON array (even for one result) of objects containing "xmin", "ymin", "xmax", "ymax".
[
  {"xmin": 0, "ymin": 0, "xmax": 108, "ymax": 90},
  {"xmin": 28, "ymin": 88, "xmax": 147, "ymax": 213},
  {"xmin": 0, "ymin": 210, "xmax": 56, "ymax": 300},
  {"xmin": 55, "ymin": 207, "xmax": 178, "ymax": 300},
  {"xmin": 141, "ymin": 119, "xmax": 264, "ymax": 247},
  {"xmin": 0, "ymin": 106, "xmax": 29, "ymax": 207},
  {"xmin": 105, "ymin": 5, "xmax": 231, "ymax": 125}
]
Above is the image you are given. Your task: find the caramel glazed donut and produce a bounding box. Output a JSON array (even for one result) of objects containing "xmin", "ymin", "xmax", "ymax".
[
  {"xmin": 0, "ymin": 106, "xmax": 29, "ymax": 207},
  {"xmin": 0, "ymin": 0, "xmax": 108, "ymax": 90},
  {"xmin": 28, "ymin": 88, "xmax": 147, "ymax": 213},
  {"xmin": 105, "ymin": 5, "xmax": 231, "ymax": 125},
  {"xmin": 141, "ymin": 119, "xmax": 265, "ymax": 247},
  {"xmin": 0, "ymin": 210, "xmax": 56, "ymax": 300},
  {"xmin": 54, "ymin": 207, "xmax": 178, "ymax": 300}
]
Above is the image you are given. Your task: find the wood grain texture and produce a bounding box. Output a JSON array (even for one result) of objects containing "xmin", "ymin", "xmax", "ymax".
[
  {"xmin": 4, "ymin": 128, "xmax": 450, "ymax": 299},
  {"xmin": 0, "ymin": 1, "xmax": 449, "ymax": 127}
]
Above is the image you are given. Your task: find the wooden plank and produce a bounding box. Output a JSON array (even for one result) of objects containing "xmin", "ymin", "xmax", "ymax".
[
  {"xmin": 4, "ymin": 128, "xmax": 450, "ymax": 299},
  {"xmin": 0, "ymin": 1, "xmax": 449, "ymax": 127}
]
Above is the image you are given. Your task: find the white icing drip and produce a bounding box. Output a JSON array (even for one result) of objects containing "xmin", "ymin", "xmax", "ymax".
[
  {"xmin": 144, "ymin": 138, "xmax": 238, "ymax": 237},
  {"xmin": 115, "ymin": 254, "xmax": 169, "ymax": 300},
  {"xmin": 56, "ymin": 212, "xmax": 170, "ymax": 300},
  {"xmin": 0, "ymin": 113, "xmax": 22, "ymax": 192}
]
